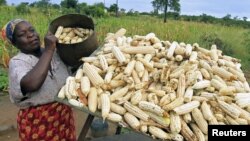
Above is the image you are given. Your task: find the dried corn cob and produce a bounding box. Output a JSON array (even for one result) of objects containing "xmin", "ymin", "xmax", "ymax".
[
  {"xmin": 173, "ymin": 101, "xmax": 200, "ymax": 115},
  {"xmin": 112, "ymin": 46, "xmax": 126, "ymax": 64},
  {"xmin": 149, "ymin": 126, "xmax": 171, "ymax": 140},
  {"xmin": 88, "ymin": 87, "xmax": 98, "ymax": 113},
  {"xmin": 124, "ymin": 101, "xmax": 149, "ymax": 121},
  {"xmin": 110, "ymin": 86, "xmax": 129, "ymax": 102},
  {"xmin": 212, "ymin": 66, "xmax": 237, "ymax": 80},
  {"xmin": 167, "ymin": 41, "xmax": 178, "ymax": 59},
  {"xmin": 163, "ymin": 97, "xmax": 184, "ymax": 111},
  {"xmin": 184, "ymin": 87, "xmax": 194, "ymax": 102},
  {"xmin": 110, "ymin": 103, "xmax": 126, "ymax": 115},
  {"xmin": 177, "ymin": 74, "xmax": 186, "ymax": 97},
  {"xmin": 82, "ymin": 63, "xmax": 104, "ymax": 87},
  {"xmin": 170, "ymin": 111, "xmax": 181, "ymax": 134},
  {"xmin": 130, "ymin": 90, "xmax": 142, "ymax": 105},
  {"xmin": 80, "ymin": 76, "xmax": 90, "ymax": 96},
  {"xmin": 55, "ymin": 26, "xmax": 63, "ymax": 38},
  {"xmin": 192, "ymin": 108, "xmax": 208, "ymax": 134},
  {"xmin": 101, "ymin": 92, "xmax": 111, "ymax": 120},
  {"xmin": 124, "ymin": 112, "xmax": 140, "ymax": 130},
  {"xmin": 190, "ymin": 123, "xmax": 205, "ymax": 141},
  {"xmin": 139, "ymin": 101, "xmax": 164, "ymax": 116},
  {"xmin": 122, "ymin": 46, "xmax": 155, "ymax": 54},
  {"xmin": 58, "ymin": 85, "xmax": 66, "ymax": 99},
  {"xmin": 98, "ymin": 55, "xmax": 108, "ymax": 71},
  {"xmin": 107, "ymin": 112, "xmax": 123, "ymax": 122},
  {"xmin": 181, "ymin": 120, "xmax": 198, "ymax": 141},
  {"xmin": 217, "ymin": 100, "xmax": 240, "ymax": 119},
  {"xmin": 145, "ymin": 112, "xmax": 170, "ymax": 127},
  {"xmin": 183, "ymin": 113, "xmax": 192, "ymax": 123}
]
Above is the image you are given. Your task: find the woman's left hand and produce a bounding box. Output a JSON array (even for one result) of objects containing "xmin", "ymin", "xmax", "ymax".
[{"xmin": 44, "ymin": 31, "xmax": 58, "ymax": 52}]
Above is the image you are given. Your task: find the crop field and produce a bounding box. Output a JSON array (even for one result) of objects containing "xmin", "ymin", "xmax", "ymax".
[{"xmin": 1, "ymin": 6, "xmax": 250, "ymax": 91}]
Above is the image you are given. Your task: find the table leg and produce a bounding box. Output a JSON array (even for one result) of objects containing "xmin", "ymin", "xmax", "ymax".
[
  {"xmin": 78, "ymin": 114, "xmax": 95, "ymax": 141},
  {"xmin": 115, "ymin": 126, "xmax": 122, "ymax": 135}
]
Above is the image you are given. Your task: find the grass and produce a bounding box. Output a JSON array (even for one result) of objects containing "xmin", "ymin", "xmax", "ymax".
[
  {"xmin": 1, "ymin": 6, "xmax": 250, "ymax": 89},
  {"xmin": 94, "ymin": 16, "xmax": 250, "ymax": 69}
]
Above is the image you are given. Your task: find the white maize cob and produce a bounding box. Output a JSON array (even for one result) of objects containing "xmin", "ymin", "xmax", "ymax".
[
  {"xmin": 112, "ymin": 46, "xmax": 126, "ymax": 64},
  {"xmin": 189, "ymin": 51, "xmax": 198, "ymax": 63},
  {"xmin": 58, "ymin": 85, "xmax": 66, "ymax": 99},
  {"xmin": 184, "ymin": 87, "xmax": 194, "ymax": 102},
  {"xmin": 124, "ymin": 112, "xmax": 140, "ymax": 130},
  {"xmin": 130, "ymin": 90, "xmax": 142, "ymax": 105},
  {"xmin": 55, "ymin": 26, "xmax": 63, "ymax": 38},
  {"xmin": 122, "ymin": 46, "xmax": 155, "ymax": 54},
  {"xmin": 101, "ymin": 92, "xmax": 111, "ymax": 120},
  {"xmin": 181, "ymin": 120, "xmax": 198, "ymax": 141},
  {"xmin": 139, "ymin": 101, "xmax": 164, "ymax": 116},
  {"xmin": 167, "ymin": 41, "xmax": 178, "ymax": 59},
  {"xmin": 110, "ymin": 86, "xmax": 129, "ymax": 102},
  {"xmin": 192, "ymin": 80, "xmax": 211, "ymax": 89},
  {"xmin": 107, "ymin": 112, "xmax": 123, "ymax": 122},
  {"xmin": 210, "ymin": 79, "xmax": 227, "ymax": 91},
  {"xmin": 124, "ymin": 101, "xmax": 149, "ymax": 121},
  {"xmin": 69, "ymin": 99, "xmax": 84, "ymax": 108},
  {"xmin": 98, "ymin": 55, "xmax": 108, "ymax": 71},
  {"xmin": 201, "ymin": 101, "xmax": 214, "ymax": 121},
  {"xmin": 163, "ymin": 97, "xmax": 184, "ymax": 111},
  {"xmin": 173, "ymin": 101, "xmax": 200, "ymax": 115},
  {"xmin": 88, "ymin": 87, "xmax": 98, "ymax": 113},
  {"xmin": 75, "ymin": 68, "xmax": 83, "ymax": 82},
  {"xmin": 183, "ymin": 113, "xmax": 192, "ymax": 123},
  {"xmin": 190, "ymin": 123, "xmax": 205, "ymax": 141},
  {"xmin": 212, "ymin": 66, "xmax": 237, "ymax": 80},
  {"xmin": 192, "ymin": 108, "xmax": 208, "ymax": 134},
  {"xmin": 124, "ymin": 60, "xmax": 136, "ymax": 76},
  {"xmin": 80, "ymin": 76, "xmax": 90, "ymax": 96},
  {"xmin": 170, "ymin": 111, "xmax": 181, "ymax": 134},
  {"xmin": 110, "ymin": 103, "xmax": 126, "ymax": 115},
  {"xmin": 149, "ymin": 126, "xmax": 171, "ymax": 140},
  {"xmin": 82, "ymin": 63, "xmax": 104, "ymax": 87}
]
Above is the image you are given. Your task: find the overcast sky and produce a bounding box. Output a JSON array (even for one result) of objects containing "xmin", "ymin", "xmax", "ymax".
[{"xmin": 7, "ymin": 0, "xmax": 250, "ymax": 19}]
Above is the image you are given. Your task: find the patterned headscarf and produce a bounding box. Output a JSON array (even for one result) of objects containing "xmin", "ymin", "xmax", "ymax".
[{"xmin": 1, "ymin": 19, "xmax": 26, "ymax": 44}]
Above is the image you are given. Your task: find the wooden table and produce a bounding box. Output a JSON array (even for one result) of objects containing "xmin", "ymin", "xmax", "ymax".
[
  {"xmin": 55, "ymin": 98, "xmax": 124, "ymax": 141},
  {"xmin": 55, "ymin": 47, "xmax": 155, "ymax": 141}
]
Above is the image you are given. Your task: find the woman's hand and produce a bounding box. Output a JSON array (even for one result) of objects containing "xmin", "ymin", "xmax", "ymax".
[{"xmin": 44, "ymin": 31, "xmax": 57, "ymax": 52}]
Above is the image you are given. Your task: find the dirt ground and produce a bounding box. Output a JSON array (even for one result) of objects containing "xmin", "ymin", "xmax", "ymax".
[{"xmin": 0, "ymin": 93, "xmax": 117, "ymax": 141}]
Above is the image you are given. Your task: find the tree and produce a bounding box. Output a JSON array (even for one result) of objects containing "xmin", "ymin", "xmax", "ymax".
[
  {"xmin": 76, "ymin": 2, "xmax": 87, "ymax": 13},
  {"xmin": 222, "ymin": 14, "xmax": 231, "ymax": 20},
  {"xmin": 243, "ymin": 17, "xmax": 248, "ymax": 22},
  {"xmin": 0, "ymin": 0, "xmax": 6, "ymax": 5},
  {"xmin": 151, "ymin": 0, "xmax": 161, "ymax": 15},
  {"xmin": 61, "ymin": 0, "xmax": 78, "ymax": 9},
  {"xmin": 108, "ymin": 3, "xmax": 118, "ymax": 13},
  {"xmin": 30, "ymin": 0, "xmax": 52, "ymax": 16},
  {"xmin": 16, "ymin": 2, "xmax": 30, "ymax": 14},
  {"xmin": 151, "ymin": 0, "xmax": 180, "ymax": 23}
]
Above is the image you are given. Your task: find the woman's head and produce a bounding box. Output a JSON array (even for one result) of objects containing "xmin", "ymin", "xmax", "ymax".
[{"xmin": 2, "ymin": 19, "xmax": 40, "ymax": 53}]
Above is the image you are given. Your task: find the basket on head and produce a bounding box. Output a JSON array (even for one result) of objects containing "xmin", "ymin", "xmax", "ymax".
[{"xmin": 49, "ymin": 14, "xmax": 99, "ymax": 68}]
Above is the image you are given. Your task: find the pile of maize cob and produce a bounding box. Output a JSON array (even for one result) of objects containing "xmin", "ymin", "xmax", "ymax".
[
  {"xmin": 58, "ymin": 28, "xmax": 250, "ymax": 141},
  {"xmin": 54, "ymin": 26, "xmax": 93, "ymax": 44}
]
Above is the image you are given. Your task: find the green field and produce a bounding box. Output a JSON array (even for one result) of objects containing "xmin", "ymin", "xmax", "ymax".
[{"xmin": 1, "ymin": 6, "xmax": 250, "ymax": 90}]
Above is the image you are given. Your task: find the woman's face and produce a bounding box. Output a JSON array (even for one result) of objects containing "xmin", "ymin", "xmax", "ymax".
[{"xmin": 13, "ymin": 21, "xmax": 40, "ymax": 53}]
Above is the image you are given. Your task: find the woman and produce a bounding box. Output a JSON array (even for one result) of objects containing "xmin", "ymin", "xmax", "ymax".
[{"xmin": 2, "ymin": 19, "xmax": 76, "ymax": 141}]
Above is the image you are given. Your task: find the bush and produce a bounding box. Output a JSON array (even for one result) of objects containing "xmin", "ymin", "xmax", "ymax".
[
  {"xmin": 0, "ymin": 68, "xmax": 8, "ymax": 91},
  {"xmin": 16, "ymin": 3, "xmax": 30, "ymax": 14},
  {"xmin": 200, "ymin": 33, "xmax": 233, "ymax": 56}
]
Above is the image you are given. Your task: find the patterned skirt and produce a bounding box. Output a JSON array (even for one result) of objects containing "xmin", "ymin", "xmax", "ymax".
[{"xmin": 17, "ymin": 102, "xmax": 76, "ymax": 141}]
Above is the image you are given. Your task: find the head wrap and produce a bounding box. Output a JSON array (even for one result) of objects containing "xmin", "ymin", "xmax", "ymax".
[{"xmin": 1, "ymin": 19, "xmax": 26, "ymax": 44}]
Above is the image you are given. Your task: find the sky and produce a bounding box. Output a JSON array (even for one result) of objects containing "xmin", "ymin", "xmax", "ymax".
[{"xmin": 6, "ymin": 0, "xmax": 250, "ymax": 20}]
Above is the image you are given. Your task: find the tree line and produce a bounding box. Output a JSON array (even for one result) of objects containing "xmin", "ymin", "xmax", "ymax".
[{"xmin": 1, "ymin": 0, "xmax": 249, "ymax": 28}]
